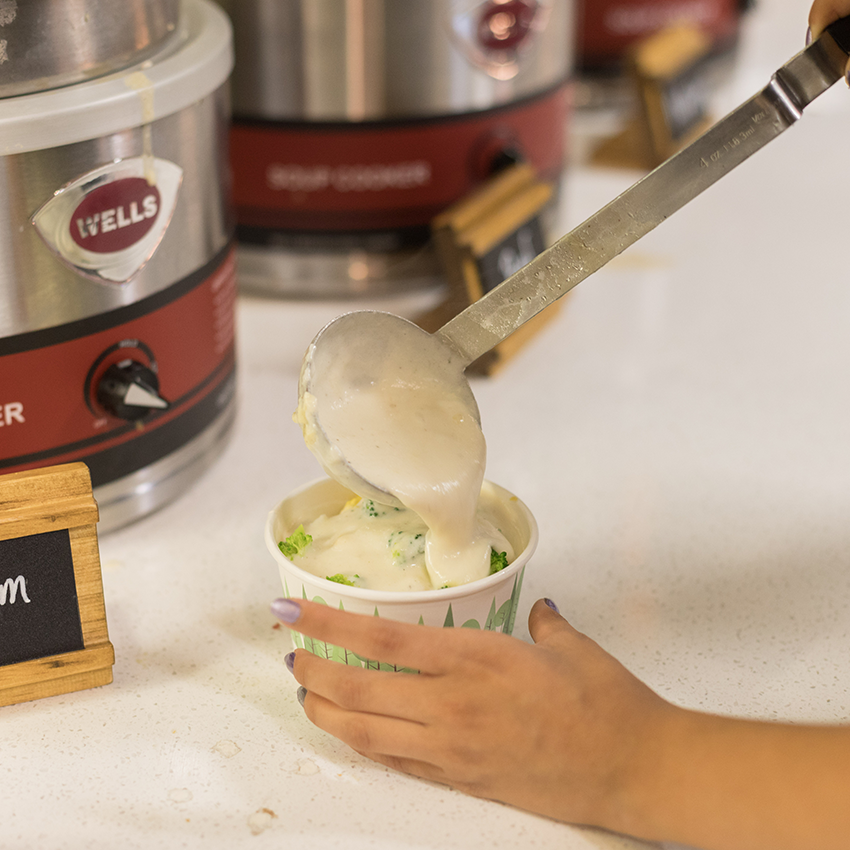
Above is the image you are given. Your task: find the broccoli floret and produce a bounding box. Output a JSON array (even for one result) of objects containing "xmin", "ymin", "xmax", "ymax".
[
  {"xmin": 279, "ymin": 524, "xmax": 312, "ymax": 558},
  {"xmin": 325, "ymin": 573, "xmax": 358, "ymax": 586},
  {"xmin": 489, "ymin": 549, "xmax": 509, "ymax": 574},
  {"xmin": 388, "ymin": 530, "xmax": 426, "ymax": 564},
  {"xmin": 362, "ymin": 499, "xmax": 402, "ymax": 518}
]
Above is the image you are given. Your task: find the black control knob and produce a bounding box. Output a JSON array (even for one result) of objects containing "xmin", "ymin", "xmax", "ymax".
[{"xmin": 96, "ymin": 359, "xmax": 170, "ymax": 421}]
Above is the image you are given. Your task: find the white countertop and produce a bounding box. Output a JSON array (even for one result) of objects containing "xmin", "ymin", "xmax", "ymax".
[{"xmin": 4, "ymin": 1, "xmax": 850, "ymax": 847}]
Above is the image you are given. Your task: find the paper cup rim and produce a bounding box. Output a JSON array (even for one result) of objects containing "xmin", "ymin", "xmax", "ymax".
[{"xmin": 265, "ymin": 476, "xmax": 538, "ymax": 604}]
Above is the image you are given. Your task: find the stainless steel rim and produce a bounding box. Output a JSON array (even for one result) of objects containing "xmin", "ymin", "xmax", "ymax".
[{"xmin": 0, "ymin": 0, "xmax": 181, "ymax": 98}]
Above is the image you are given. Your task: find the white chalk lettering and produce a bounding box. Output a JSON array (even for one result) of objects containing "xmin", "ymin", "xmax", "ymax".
[
  {"xmin": 497, "ymin": 227, "xmax": 537, "ymax": 279},
  {"xmin": 0, "ymin": 575, "xmax": 31, "ymax": 605}
]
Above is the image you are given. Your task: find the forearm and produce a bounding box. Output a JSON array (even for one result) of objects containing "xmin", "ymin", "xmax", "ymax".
[{"xmin": 618, "ymin": 707, "xmax": 850, "ymax": 850}]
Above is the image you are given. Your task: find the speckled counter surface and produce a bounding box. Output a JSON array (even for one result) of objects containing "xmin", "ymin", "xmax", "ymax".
[{"xmin": 3, "ymin": 2, "xmax": 849, "ymax": 847}]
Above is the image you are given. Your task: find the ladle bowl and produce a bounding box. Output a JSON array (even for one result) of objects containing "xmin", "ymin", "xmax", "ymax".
[{"xmin": 296, "ymin": 311, "xmax": 478, "ymax": 508}]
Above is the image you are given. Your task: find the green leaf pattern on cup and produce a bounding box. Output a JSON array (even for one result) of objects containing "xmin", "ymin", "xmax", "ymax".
[{"xmin": 282, "ymin": 567, "xmax": 525, "ymax": 670}]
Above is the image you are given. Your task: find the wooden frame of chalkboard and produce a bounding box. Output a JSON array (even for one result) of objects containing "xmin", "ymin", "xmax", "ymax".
[
  {"xmin": 424, "ymin": 163, "xmax": 560, "ymax": 375},
  {"xmin": 0, "ymin": 463, "xmax": 114, "ymax": 707},
  {"xmin": 631, "ymin": 24, "xmax": 715, "ymax": 166}
]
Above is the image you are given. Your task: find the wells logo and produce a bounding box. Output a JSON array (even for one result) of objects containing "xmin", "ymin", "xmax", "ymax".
[
  {"xmin": 70, "ymin": 178, "xmax": 161, "ymax": 253},
  {"xmin": 32, "ymin": 156, "xmax": 183, "ymax": 284}
]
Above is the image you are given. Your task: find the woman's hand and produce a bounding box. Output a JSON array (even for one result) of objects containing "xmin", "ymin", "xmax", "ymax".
[
  {"xmin": 271, "ymin": 597, "xmax": 674, "ymax": 833},
  {"xmin": 272, "ymin": 597, "xmax": 850, "ymax": 850}
]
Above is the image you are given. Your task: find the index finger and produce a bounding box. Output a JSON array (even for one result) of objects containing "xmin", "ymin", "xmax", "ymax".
[{"xmin": 272, "ymin": 598, "xmax": 456, "ymax": 673}]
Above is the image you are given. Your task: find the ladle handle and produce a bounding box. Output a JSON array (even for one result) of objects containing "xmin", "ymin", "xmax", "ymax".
[{"xmin": 435, "ymin": 17, "xmax": 850, "ymax": 367}]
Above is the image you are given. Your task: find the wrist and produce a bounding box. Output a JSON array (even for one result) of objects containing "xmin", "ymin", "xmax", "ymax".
[{"xmin": 602, "ymin": 699, "xmax": 700, "ymax": 843}]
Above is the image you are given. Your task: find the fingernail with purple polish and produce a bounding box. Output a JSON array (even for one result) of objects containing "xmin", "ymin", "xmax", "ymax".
[
  {"xmin": 271, "ymin": 598, "xmax": 301, "ymax": 624},
  {"xmin": 806, "ymin": 26, "xmax": 812, "ymax": 46},
  {"xmin": 544, "ymin": 597, "xmax": 560, "ymax": 614},
  {"xmin": 284, "ymin": 651, "xmax": 295, "ymax": 674},
  {"xmin": 296, "ymin": 686, "xmax": 307, "ymax": 707}
]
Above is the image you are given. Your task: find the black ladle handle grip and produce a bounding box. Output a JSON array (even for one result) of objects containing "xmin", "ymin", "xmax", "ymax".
[{"xmin": 826, "ymin": 14, "xmax": 850, "ymax": 55}]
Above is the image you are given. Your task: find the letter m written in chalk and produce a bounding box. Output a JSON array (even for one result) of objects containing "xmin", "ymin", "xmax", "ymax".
[{"xmin": 0, "ymin": 576, "xmax": 31, "ymax": 605}]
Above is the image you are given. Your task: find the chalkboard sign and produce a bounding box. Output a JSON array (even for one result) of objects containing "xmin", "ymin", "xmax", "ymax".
[
  {"xmin": 631, "ymin": 24, "xmax": 715, "ymax": 165},
  {"xmin": 424, "ymin": 163, "xmax": 560, "ymax": 375},
  {"xmin": 0, "ymin": 463, "xmax": 114, "ymax": 707}
]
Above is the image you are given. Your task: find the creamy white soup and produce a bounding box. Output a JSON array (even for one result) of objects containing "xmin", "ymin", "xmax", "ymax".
[{"xmin": 283, "ymin": 491, "xmax": 514, "ymax": 592}]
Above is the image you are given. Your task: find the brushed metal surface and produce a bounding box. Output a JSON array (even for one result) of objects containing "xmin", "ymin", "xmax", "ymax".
[
  {"xmin": 0, "ymin": 0, "xmax": 180, "ymax": 97},
  {"xmin": 218, "ymin": 0, "xmax": 575, "ymax": 120}
]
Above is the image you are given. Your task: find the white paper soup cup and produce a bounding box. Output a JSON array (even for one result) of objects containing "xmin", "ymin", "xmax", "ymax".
[{"xmin": 265, "ymin": 476, "xmax": 538, "ymax": 669}]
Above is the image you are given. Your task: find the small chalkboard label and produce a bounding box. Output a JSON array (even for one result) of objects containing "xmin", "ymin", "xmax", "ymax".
[
  {"xmin": 632, "ymin": 24, "xmax": 715, "ymax": 165},
  {"xmin": 0, "ymin": 463, "xmax": 114, "ymax": 707},
  {"xmin": 424, "ymin": 163, "xmax": 560, "ymax": 374}
]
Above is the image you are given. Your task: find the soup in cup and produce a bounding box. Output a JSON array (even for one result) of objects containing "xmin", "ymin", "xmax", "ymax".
[{"xmin": 266, "ymin": 476, "xmax": 538, "ymax": 669}]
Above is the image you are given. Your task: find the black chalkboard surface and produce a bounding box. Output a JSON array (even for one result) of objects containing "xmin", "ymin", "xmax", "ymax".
[
  {"xmin": 475, "ymin": 216, "xmax": 547, "ymax": 295},
  {"xmin": 657, "ymin": 51, "xmax": 712, "ymax": 143},
  {"xmin": 0, "ymin": 529, "xmax": 85, "ymax": 667}
]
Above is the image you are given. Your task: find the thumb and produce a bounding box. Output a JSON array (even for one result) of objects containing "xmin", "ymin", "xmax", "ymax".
[{"xmin": 528, "ymin": 597, "xmax": 582, "ymax": 645}]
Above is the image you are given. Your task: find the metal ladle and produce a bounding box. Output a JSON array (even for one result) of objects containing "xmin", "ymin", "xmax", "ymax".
[{"xmin": 298, "ymin": 18, "xmax": 850, "ymax": 506}]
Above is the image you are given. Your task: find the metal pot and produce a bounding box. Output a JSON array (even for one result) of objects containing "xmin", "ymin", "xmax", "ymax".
[
  {"xmin": 0, "ymin": 0, "xmax": 236, "ymax": 532},
  {"xmin": 217, "ymin": 0, "xmax": 575, "ymax": 298}
]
